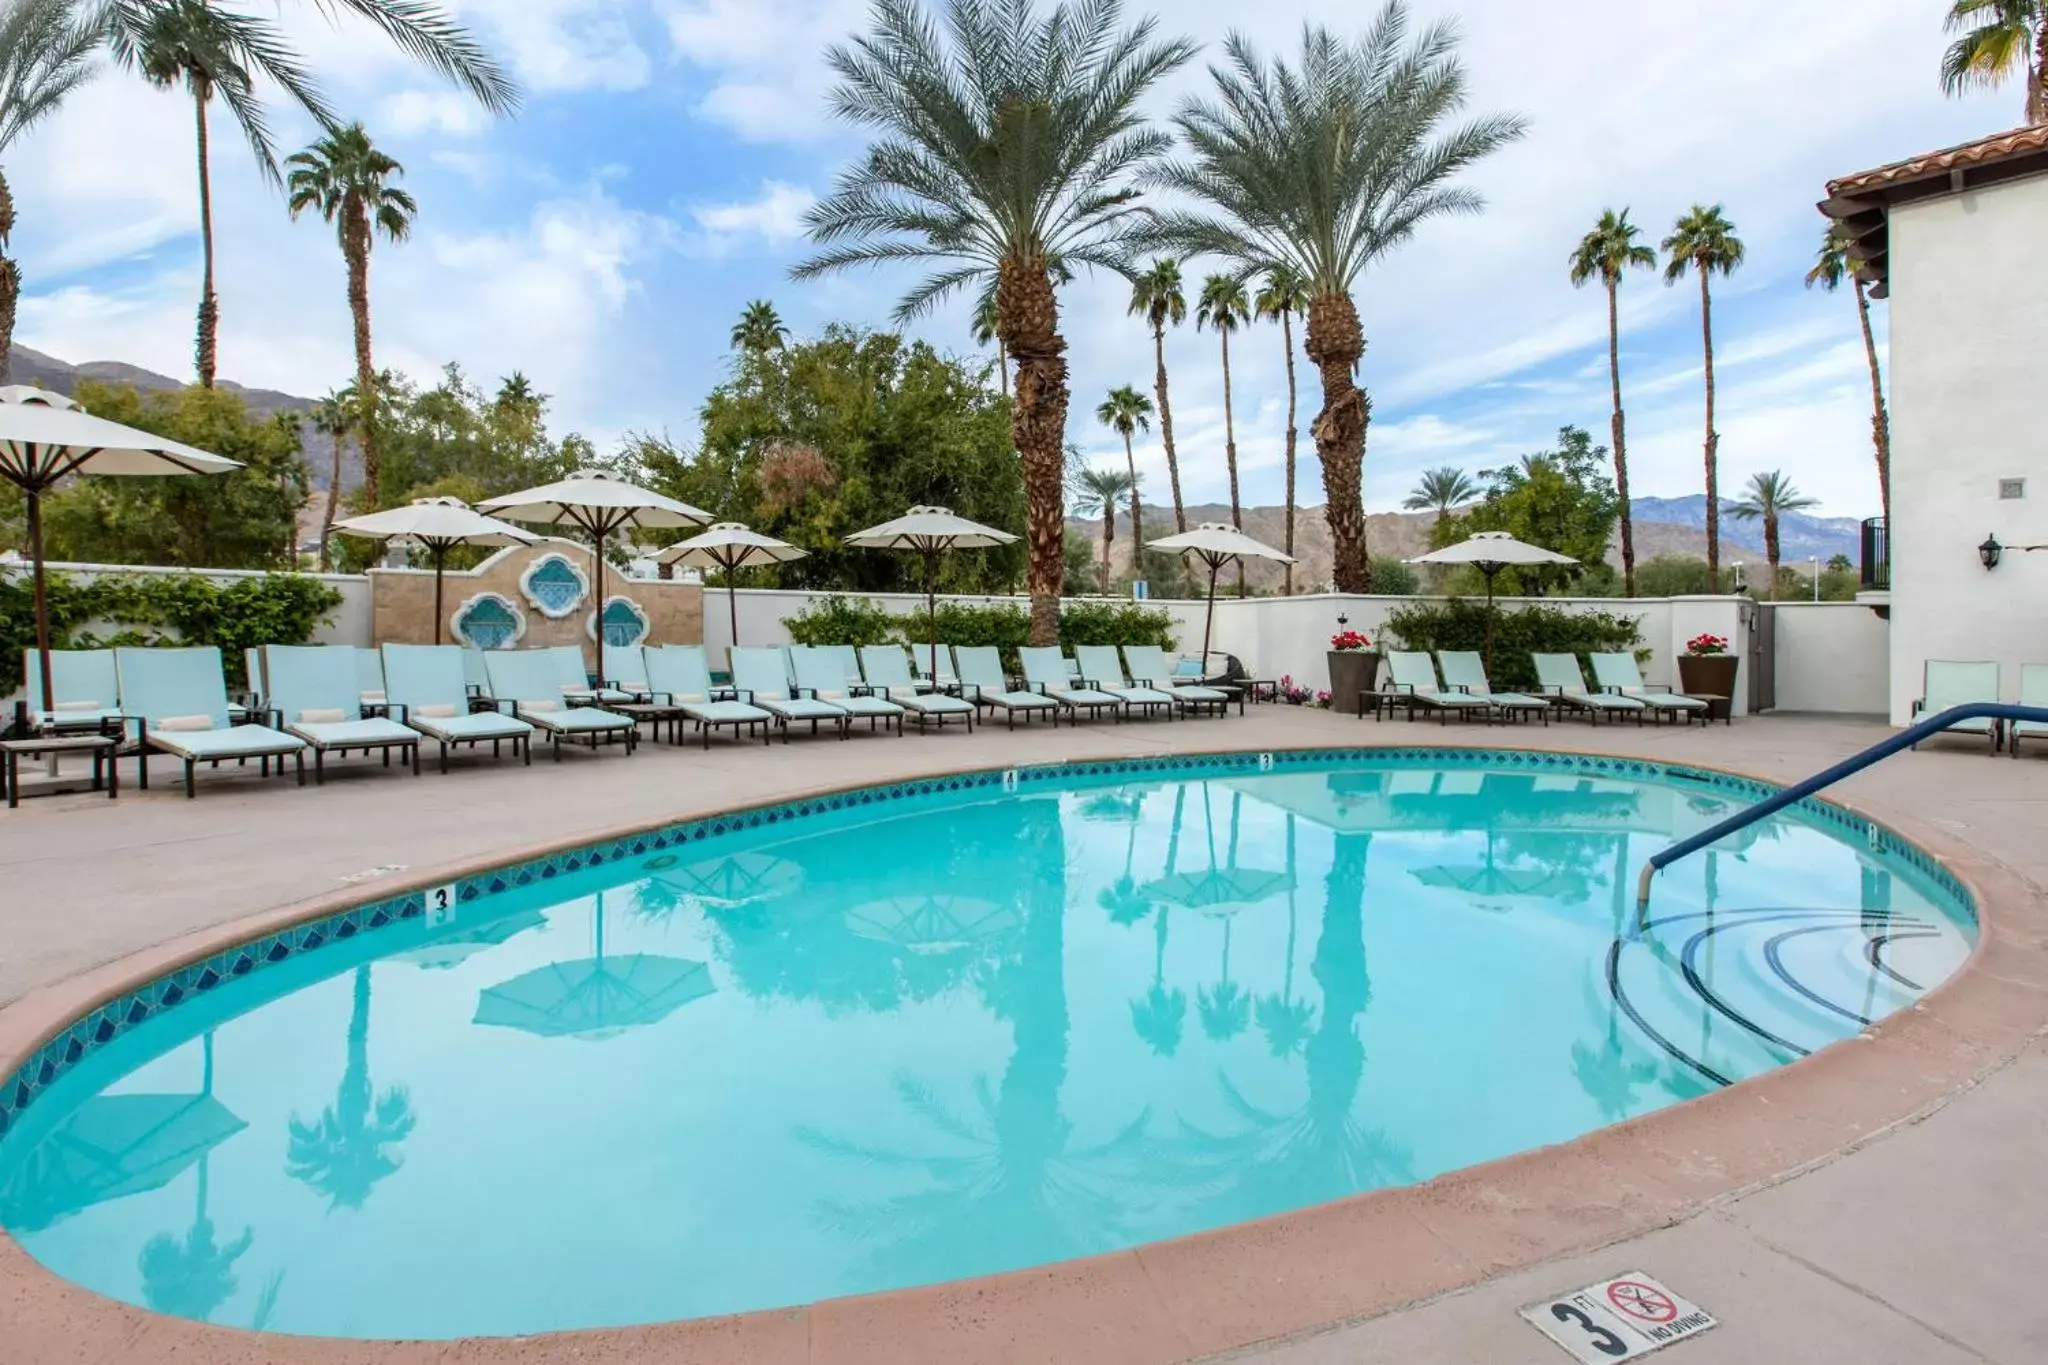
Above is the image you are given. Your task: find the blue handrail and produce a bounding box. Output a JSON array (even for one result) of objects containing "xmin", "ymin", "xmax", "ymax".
[{"xmin": 1635, "ymin": 702, "xmax": 2048, "ymax": 912}]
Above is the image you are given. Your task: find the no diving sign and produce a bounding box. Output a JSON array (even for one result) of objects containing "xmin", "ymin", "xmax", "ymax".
[{"xmin": 1520, "ymin": 1272, "xmax": 1716, "ymax": 1362}]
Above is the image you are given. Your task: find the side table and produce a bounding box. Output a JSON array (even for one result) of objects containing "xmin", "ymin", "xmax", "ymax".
[{"xmin": 2, "ymin": 732, "xmax": 120, "ymax": 808}]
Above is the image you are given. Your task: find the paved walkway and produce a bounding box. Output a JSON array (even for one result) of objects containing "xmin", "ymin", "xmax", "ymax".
[{"xmin": 2, "ymin": 708, "xmax": 2045, "ymax": 1363}]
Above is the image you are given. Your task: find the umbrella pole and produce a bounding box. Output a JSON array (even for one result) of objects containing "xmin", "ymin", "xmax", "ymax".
[
  {"xmin": 1200, "ymin": 556, "xmax": 1220, "ymax": 660},
  {"xmin": 26, "ymin": 482, "xmax": 53, "ymax": 720},
  {"xmin": 1484, "ymin": 567, "xmax": 1497, "ymax": 676},
  {"xmin": 726, "ymin": 550, "xmax": 740, "ymax": 664},
  {"xmin": 926, "ymin": 546, "xmax": 939, "ymax": 684},
  {"xmin": 591, "ymin": 519, "xmax": 607, "ymax": 688},
  {"xmin": 431, "ymin": 542, "xmax": 448, "ymax": 646}
]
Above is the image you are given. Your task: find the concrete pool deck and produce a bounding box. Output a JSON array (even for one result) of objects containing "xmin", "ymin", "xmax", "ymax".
[{"xmin": 0, "ymin": 708, "xmax": 2043, "ymax": 1363}]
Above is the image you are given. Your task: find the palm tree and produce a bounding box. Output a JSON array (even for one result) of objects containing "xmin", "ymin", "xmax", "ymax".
[
  {"xmin": 1254, "ymin": 264, "xmax": 1308, "ymax": 592},
  {"xmin": 1569, "ymin": 208, "xmax": 1657, "ymax": 596},
  {"xmin": 285, "ymin": 965, "xmax": 416, "ymax": 1211},
  {"xmin": 1663, "ymin": 205, "xmax": 1745, "ymax": 587},
  {"xmin": 1806, "ymin": 224, "xmax": 1889, "ymax": 524},
  {"xmin": 287, "ymin": 123, "xmax": 415, "ymax": 511},
  {"xmin": 1197, "ymin": 918, "xmax": 1250, "ymax": 1041},
  {"xmin": 1131, "ymin": 786, "xmax": 1188, "ymax": 1057},
  {"xmin": 1402, "ymin": 466, "xmax": 1475, "ymax": 528},
  {"xmin": 1255, "ymin": 816, "xmax": 1315, "ymax": 1059},
  {"xmin": 1128, "ymin": 257, "xmax": 1189, "ymax": 534},
  {"xmin": 731, "ymin": 298, "xmax": 788, "ymax": 354},
  {"xmin": 1197, "ymin": 272, "xmax": 1252, "ymax": 595},
  {"xmin": 794, "ymin": 0, "xmax": 1193, "ymax": 647},
  {"xmin": 970, "ymin": 284, "xmax": 1006, "ymax": 398},
  {"xmin": 0, "ymin": 0, "xmax": 96, "ymax": 383},
  {"xmin": 311, "ymin": 390, "xmax": 352, "ymax": 570},
  {"xmin": 1096, "ymin": 384, "xmax": 1152, "ymax": 559},
  {"xmin": 1143, "ymin": 7, "xmax": 1525, "ymax": 593},
  {"xmin": 1071, "ymin": 465, "xmax": 1136, "ymax": 596},
  {"xmin": 1728, "ymin": 471, "xmax": 1819, "ymax": 598},
  {"xmin": 1942, "ymin": 1, "xmax": 2047, "ymax": 124},
  {"xmin": 137, "ymin": 1032, "xmax": 253, "ymax": 1323}
]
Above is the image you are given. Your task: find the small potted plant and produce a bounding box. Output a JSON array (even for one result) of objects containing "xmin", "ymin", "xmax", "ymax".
[
  {"xmin": 1278, "ymin": 674, "xmax": 1314, "ymax": 705},
  {"xmin": 1676, "ymin": 633, "xmax": 1737, "ymax": 719},
  {"xmin": 1325, "ymin": 623, "xmax": 1380, "ymax": 715}
]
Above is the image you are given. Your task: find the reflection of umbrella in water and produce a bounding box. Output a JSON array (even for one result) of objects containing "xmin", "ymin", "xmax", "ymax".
[
  {"xmin": 1410, "ymin": 830, "xmax": 1571, "ymax": 913},
  {"xmin": 474, "ymin": 892, "xmax": 715, "ymax": 1040},
  {"xmin": 0, "ymin": 1078, "xmax": 245, "ymax": 1232},
  {"xmin": 389, "ymin": 907, "xmax": 548, "ymax": 970},
  {"xmin": 1140, "ymin": 785, "xmax": 1289, "ymax": 918},
  {"xmin": 845, "ymin": 895, "xmax": 1019, "ymax": 956},
  {"xmin": 649, "ymin": 851, "xmax": 802, "ymax": 910}
]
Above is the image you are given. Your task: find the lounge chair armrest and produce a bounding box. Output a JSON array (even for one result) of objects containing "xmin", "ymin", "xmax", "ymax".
[
  {"xmin": 1539, "ymin": 684, "xmax": 1566, "ymax": 697},
  {"xmin": 1386, "ymin": 682, "xmax": 1417, "ymax": 696},
  {"xmin": 731, "ymin": 687, "xmax": 756, "ymax": 703},
  {"xmin": 465, "ymin": 683, "xmax": 483, "ymax": 697},
  {"xmin": 261, "ymin": 707, "xmax": 284, "ymax": 730},
  {"xmin": 963, "ymin": 682, "xmax": 986, "ymax": 702},
  {"xmin": 385, "ymin": 701, "xmax": 410, "ymax": 722},
  {"xmin": 487, "ymin": 697, "xmax": 516, "ymax": 715}
]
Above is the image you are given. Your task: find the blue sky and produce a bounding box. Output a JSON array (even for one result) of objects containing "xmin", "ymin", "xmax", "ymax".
[{"xmin": 5, "ymin": 0, "xmax": 2023, "ymax": 517}]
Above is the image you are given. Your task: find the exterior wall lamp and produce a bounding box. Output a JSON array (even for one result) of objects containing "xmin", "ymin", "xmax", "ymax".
[{"xmin": 1980, "ymin": 534, "xmax": 2003, "ymax": 570}]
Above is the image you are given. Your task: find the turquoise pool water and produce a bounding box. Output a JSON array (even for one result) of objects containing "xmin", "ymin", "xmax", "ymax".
[{"xmin": 0, "ymin": 753, "xmax": 1975, "ymax": 1339}]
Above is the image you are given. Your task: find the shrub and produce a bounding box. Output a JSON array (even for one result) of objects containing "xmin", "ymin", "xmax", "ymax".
[
  {"xmin": 1368, "ymin": 556, "xmax": 1419, "ymax": 596},
  {"xmin": 781, "ymin": 594, "xmax": 900, "ymax": 648},
  {"xmin": 896, "ymin": 601, "xmax": 1032, "ymax": 672},
  {"xmin": 1381, "ymin": 598, "xmax": 1643, "ymax": 692},
  {"xmin": 1057, "ymin": 600, "xmax": 1177, "ymax": 652}
]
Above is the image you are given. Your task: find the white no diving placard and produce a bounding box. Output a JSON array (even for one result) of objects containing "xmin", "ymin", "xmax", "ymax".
[{"xmin": 1520, "ymin": 1272, "xmax": 1716, "ymax": 1362}]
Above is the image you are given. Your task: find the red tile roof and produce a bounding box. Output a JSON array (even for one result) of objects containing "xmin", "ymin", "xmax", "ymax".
[{"xmin": 1828, "ymin": 124, "xmax": 2048, "ymax": 197}]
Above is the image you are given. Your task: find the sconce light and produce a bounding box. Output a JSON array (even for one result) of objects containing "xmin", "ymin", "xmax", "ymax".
[
  {"xmin": 1979, "ymin": 534, "xmax": 2003, "ymax": 570},
  {"xmin": 1336, "ymin": 612, "xmax": 1350, "ymax": 628}
]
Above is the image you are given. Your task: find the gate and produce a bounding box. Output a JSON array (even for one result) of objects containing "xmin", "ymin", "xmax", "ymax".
[{"xmin": 1749, "ymin": 603, "xmax": 1776, "ymax": 713}]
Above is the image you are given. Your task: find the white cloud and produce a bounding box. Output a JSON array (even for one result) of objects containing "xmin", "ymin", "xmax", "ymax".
[
  {"xmin": 689, "ymin": 181, "xmax": 817, "ymax": 252},
  {"xmin": 380, "ymin": 90, "xmax": 491, "ymax": 138},
  {"xmin": 454, "ymin": 0, "xmax": 652, "ymax": 93},
  {"xmin": 659, "ymin": 0, "xmax": 866, "ymax": 140}
]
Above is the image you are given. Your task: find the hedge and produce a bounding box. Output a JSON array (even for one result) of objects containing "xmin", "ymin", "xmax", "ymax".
[
  {"xmin": 1381, "ymin": 598, "xmax": 1643, "ymax": 692},
  {"xmin": 782, "ymin": 596, "xmax": 1176, "ymax": 675}
]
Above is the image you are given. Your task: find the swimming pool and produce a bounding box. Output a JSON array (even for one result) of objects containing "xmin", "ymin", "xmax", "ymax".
[{"xmin": 0, "ymin": 750, "xmax": 1975, "ymax": 1340}]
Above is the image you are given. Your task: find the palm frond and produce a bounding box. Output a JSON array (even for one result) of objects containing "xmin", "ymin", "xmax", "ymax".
[
  {"xmin": 0, "ymin": 0, "xmax": 100, "ymax": 155},
  {"xmin": 313, "ymin": 0, "xmax": 518, "ymax": 113}
]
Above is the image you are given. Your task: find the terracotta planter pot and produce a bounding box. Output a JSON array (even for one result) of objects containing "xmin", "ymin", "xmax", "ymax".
[
  {"xmin": 1677, "ymin": 654, "xmax": 1738, "ymax": 721},
  {"xmin": 1326, "ymin": 650, "xmax": 1380, "ymax": 716}
]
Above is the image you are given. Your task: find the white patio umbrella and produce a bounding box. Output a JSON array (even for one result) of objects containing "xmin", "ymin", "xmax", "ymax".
[
  {"xmin": 330, "ymin": 496, "xmax": 537, "ymax": 644},
  {"xmin": 654, "ymin": 523, "xmax": 807, "ymax": 662},
  {"xmin": 844, "ymin": 506, "xmax": 1016, "ymax": 682},
  {"xmin": 479, "ymin": 471, "xmax": 712, "ymax": 688},
  {"xmin": 1144, "ymin": 522, "xmax": 1296, "ymax": 660},
  {"xmin": 0, "ymin": 386, "xmax": 242, "ymax": 715},
  {"xmin": 1407, "ymin": 530, "xmax": 1578, "ymax": 670}
]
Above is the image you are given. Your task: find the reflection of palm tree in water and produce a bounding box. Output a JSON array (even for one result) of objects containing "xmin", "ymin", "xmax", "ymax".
[
  {"xmin": 1256, "ymin": 814, "xmax": 1315, "ymax": 1058},
  {"xmin": 1574, "ymin": 836, "xmax": 1660, "ymax": 1121},
  {"xmin": 1129, "ymin": 786, "xmax": 1187, "ymax": 1055},
  {"xmin": 286, "ymin": 965, "xmax": 416, "ymax": 1211},
  {"xmin": 139, "ymin": 1032, "xmax": 252, "ymax": 1321},
  {"xmin": 1097, "ymin": 790, "xmax": 1152, "ymax": 926},
  {"xmin": 1197, "ymin": 918, "xmax": 1249, "ymax": 1041}
]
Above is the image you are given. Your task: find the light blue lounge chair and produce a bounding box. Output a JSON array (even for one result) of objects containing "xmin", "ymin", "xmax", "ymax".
[
  {"xmin": 1385, "ymin": 651, "xmax": 1492, "ymax": 723},
  {"xmin": 460, "ymin": 647, "xmax": 493, "ymax": 700},
  {"xmin": 597, "ymin": 643, "xmax": 652, "ymax": 699},
  {"xmin": 381, "ymin": 644, "xmax": 534, "ymax": 770},
  {"xmin": 1436, "ymin": 651, "xmax": 1549, "ymax": 725},
  {"xmin": 909, "ymin": 643, "xmax": 958, "ymax": 692},
  {"xmin": 1122, "ymin": 645, "xmax": 1230, "ymax": 718},
  {"xmin": 484, "ymin": 649, "xmax": 637, "ymax": 759},
  {"xmin": 22, "ymin": 649, "xmax": 123, "ymax": 733},
  {"xmin": 792, "ymin": 646, "xmax": 904, "ymax": 735},
  {"xmin": 644, "ymin": 645, "xmax": 773, "ymax": 747},
  {"xmin": 953, "ymin": 645, "xmax": 1057, "ymax": 728},
  {"xmin": 353, "ymin": 645, "xmax": 387, "ymax": 708},
  {"xmin": 819, "ymin": 645, "xmax": 863, "ymax": 693},
  {"xmin": 1913, "ymin": 660, "xmax": 2000, "ymax": 753},
  {"xmin": 1018, "ymin": 646, "xmax": 1122, "ymax": 724},
  {"xmin": 859, "ymin": 645, "xmax": 976, "ymax": 732},
  {"xmin": 731, "ymin": 646, "xmax": 849, "ymax": 740},
  {"xmin": 1591, "ymin": 652, "xmax": 1711, "ymax": 725},
  {"xmin": 1073, "ymin": 645, "xmax": 1176, "ymax": 720},
  {"xmin": 2011, "ymin": 664, "xmax": 2048, "ymax": 759},
  {"xmin": 242, "ymin": 647, "xmax": 266, "ymax": 710},
  {"xmin": 541, "ymin": 645, "xmax": 637, "ymax": 705},
  {"xmin": 1533, "ymin": 653, "xmax": 1646, "ymax": 725},
  {"xmin": 264, "ymin": 645, "xmax": 420, "ymax": 782},
  {"xmin": 115, "ymin": 646, "xmax": 307, "ymax": 797}
]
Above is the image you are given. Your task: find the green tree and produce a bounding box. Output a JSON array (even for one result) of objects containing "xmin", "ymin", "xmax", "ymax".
[
  {"xmin": 310, "ymin": 389, "xmax": 352, "ymax": 569},
  {"xmin": 731, "ymin": 299, "xmax": 788, "ymax": 354},
  {"xmin": 1663, "ymin": 205, "xmax": 1745, "ymax": 587},
  {"xmin": 1727, "ymin": 470, "xmax": 1818, "ymax": 598},
  {"xmin": 1095, "ymin": 384, "xmax": 1152, "ymax": 556},
  {"xmin": 1941, "ymin": 1, "xmax": 2046, "ymax": 123},
  {"xmin": 286, "ymin": 965, "xmax": 415, "ymax": 1211},
  {"xmin": 1071, "ymin": 464, "xmax": 1135, "ymax": 595},
  {"xmin": 1142, "ymin": 6, "xmax": 1524, "ymax": 592},
  {"xmin": 368, "ymin": 364, "xmax": 586, "ymax": 517},
  {"xmin": 1445, "ymin": 427, "xmax": 1617, "ymax": 595},
  {"xmin": 1255, "ymin": 263, "xmax": 1309, "ymax": 592},
  {"xmin": 970, "ymin": 284, "xmax": 1005, "ymax": 398},
  {"xmin": 0, "ymin": 0, "xmax": 96, "ymax": 383},
  {"xmin": 1128, "ymin": 257, "xmax": 1189, "ymax": 534},
  {"xmin": 1402, "ymin": 466, "xmax": 1476, "ymax": 527},
  {"xmin": 1569, "ymin": 208, "xmax": 1657, "ymax": 596},
  {"xmin": 287, "ymin": 123, "xmax": 416, "ymax": 510},
  {"xmin": 795, "ymin": 0, "xmax": 1194, "ymax": 645},
  {"xmin": 1806, "ymin": 223, "xmax": 1889, "ymax": 524},
  {"xmin": 1827, "ymin": 552, "xmax": 1852, "ymax": 572},
  {"xmin": 1197, "ymin": 272, "xmax": 1252, "ymax": 595}
]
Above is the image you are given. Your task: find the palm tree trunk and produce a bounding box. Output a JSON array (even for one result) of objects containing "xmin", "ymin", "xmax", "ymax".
[
  {"xmin": 998, "ymin": 339, "xmax": 1009, "ymax": 398},
  {"xmin": 1306, "ymin": 292, "xmax": 1372, "ymax": 592},
  {"xmin": 1098, "ymin": 504, "xmax": 1112, "ymax": 596},
  {"xmin": 1280, "ymin": 307, "xmax": 1298, "ymax": 595},
  {"xmin": 1852, "ymin": 277, "xmax": 1890, "ymax": 525},
  {"xmin": 1000, "ymin": 257, "xmax": 1069, "ymax": 646},
  {"xmin": 2032, "ymin": 21, "xmax": 2047, "ymax": 125},
  {"xmin": 345, "ymin": 206, "xmax": 380, "ymax": 510},
  {"xmin": 1605, "ymin": 278, "xmax": 1636, "ymax": 597},
  {"xmin": 1220, "ymin": 327, "xmax": 1244, "ymax": 597},
  {"xmin": 1121, "ymin": 428, "xmax": 1142, "ymax": 580},
  {"xmin": 193, "ymin": 85, "xmax": 219, "ymax": 389},
  {"xmin": 0, "ymin": 167, "xmax": 17, "ymax": 386},
  {"xmin": 318, "ymin": 427, "xmax": 343, "ymax": 571},
  {"xmin": 1697, "ymin": 269, "xmax": 1719, "ymax": 587},
  {"xmin": 1153, "ymin": 321, "xmax": 1185, "ymax": 533},
  {"xmin": 1765, "ymin": 512, "xmax": 1780, "ymax": 599}
]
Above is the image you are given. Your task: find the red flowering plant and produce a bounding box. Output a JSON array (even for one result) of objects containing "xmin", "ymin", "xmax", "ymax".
[
  {"xmin": 1685, "ymin": 633, "xmax": 1730, "ymax": 657},
  {"xmin": 1330, "ymin": 629, "xmax": 1373, "ymax": 652}
]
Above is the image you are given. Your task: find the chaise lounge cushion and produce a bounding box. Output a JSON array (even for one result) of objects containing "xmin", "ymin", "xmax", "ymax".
[
  {"xmin": 289, "ymin": 716, "xmax": 420, "ymax": 748},
  {"xmin": 147, "ymin": 723, "xmax": 307, "ymax": 761}
]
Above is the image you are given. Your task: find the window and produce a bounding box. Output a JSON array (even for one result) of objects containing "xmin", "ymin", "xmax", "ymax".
[
  {"xmin": 520, "ymin": 553, "xmax": 589, "ymax": 618},
  {"xmin": 451, "ymin": 593, "xmax": 525, "ymax": 650},
  {"xmin": 1998, "ymin": 478, "xmax": 2026, "ymax": 501},
  {"xmin": 588, "ymin": 595, "xmax": 651, "ymax": 649}
]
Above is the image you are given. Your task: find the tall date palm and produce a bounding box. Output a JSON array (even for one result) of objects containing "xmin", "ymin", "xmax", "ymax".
[
  {"xmin": 1072, "ymin": 464, "xmax": 1136, "ymax": 595},
  {"xmin": 795, "ymin": 0, "xmax": 1193, "ymax": 645},
  {"xmin": 1402, "ymin": 466, "xmax": 1474, "ymax": 528},
  {"xmin": 1941, "ymin": 1, "xmax": 2047, "ymax": 123},
  {"xmin": 1806, "ymin": 224, "xmax": 1889, "ymax": 523},
  {"xmin": 1142, "ymin": 5, "xmax": 1524, "ymax": 592},
  {"xmin": 1728, "ymin": 470, "xmax": 1818, "ymax": 599},
  {"xmin": 1569, "ymin": 208, "xmax": 1656, "ymax": 596},
  {"xmin": 1254, "ymin": 263, "xmax": 1308, "ymax": 592},
  {"xmin": 1663, "ymin": 205, "xmax": 1744, "ymax": 587},
  {"xmin": 1197, "ymin": 272, "xmax": 1251, "ymax": 595},
  {"xmin": 731, "ymin": 298, "xmax": 788, "ymax": 354},
  {"xmin": 1096, "ymin": 383, "xmax": 1152, "ymax": 556},
  {"xmin": 1128, "ymin": 256, "xmax": 1188, "ymax": 533},
  {"xmin": 287, "ymin": 123, "xmax": 415, "ymax": 510},
  {"xmin": 0, "ymin": 0, "xmax": 96, "ymax": 384}
]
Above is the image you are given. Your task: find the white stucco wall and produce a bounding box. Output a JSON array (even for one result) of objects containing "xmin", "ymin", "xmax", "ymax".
[
  {"xmin": 1769, "ymin": 602, "xmax": 1890, "ymax": 714},
  {"xmin": 24, "ymin": 560, "xmax": 370, "ymax": 645},
  {"xmin": 1886, "ymin": 172, "xmax": 2048, "ymax": 723}
]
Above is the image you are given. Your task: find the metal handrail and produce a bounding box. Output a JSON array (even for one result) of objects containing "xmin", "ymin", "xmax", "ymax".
[{"xmin": 1636, "ymin": 703, "xmax": 2048, "ymax": 912}]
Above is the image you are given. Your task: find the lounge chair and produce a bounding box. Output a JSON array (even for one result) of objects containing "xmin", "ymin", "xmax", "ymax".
[
  {"xmin": 1590, "ymin": 652, "xmax": 1712, "ymax": 725},
  {"xmin": 114, "ymin": 646, "xmax": 307, "ymax": 797},
  {"xmin": 1018, "ymin": 646, "xmax": 1123, "ymax": 724},
  {"xmin": 381, "ymin": 644, "xmax": 534, "ymax": 770},
  {"xmin": 354, "ymin": 645, "xmax": 388, "ymax": 709},
  {"xmin": 2011, "ymin": 664, "xmax": 2048, "ymax": 759},
  {"xmin": 242, "ymin": 647, "xmax": 266, "ymax": 711},
  {"xmin": 642, "ymin": 646, "xmax": 774, "ymax": 748},
  {"xmin": 598, "ymin": 643, "xmax": 653, "ymax": 701},
  {"xmin": 730, "ymin": 646, "xmax": 849, "ymax": 740},
  {"xmin": 542, "ymin": 645, "xmax": 638, "ymax": 705},
  {"xmin": 1435, "ymin": 651, "xmax": 1549, "ymax": 724},
  {"xmin": 1122, "ymin": 645, "xmax": 1231, "ymax": 718},
  {"xmin": 953, "ymin": 646, "xmax": 1058, "ymax": 728},
  {"xmin": 1912, "ymin": 660, "xmax": 2000, "ymax": 753},
  {"xmin": 23, "ymin": 649, "xmax": 124, "ymax": 734},
  {"xmin": 1072, "ymin": 645, "xmax": 1176, "ymax": 720},
  {"xmin": 1384, "ymin": 651, "xmax": 1492, "ymax": 723},
  {"xmin": 263, "ymin": 645, "xmax": 420, "ymax": 782},
  {"xmin": 1533, "ymin": 653, "xmax": 1646, "ymax": 724},
  {"xmin": 859, "ymin": 645, "xmax": 977, "ymax": 732},
  {"xmin": 792, "ymin": 646, "xmax": 905, "ymax": 734},
  {"xmin": 909, "ymin": 643, "xmax": 959, "ymax": 693},
  {"xmin": 460, "ymin": 647, "xmax": 494, "ymax": 702},
  {"xmin": 483, "ymin": 649, "xmax": 637, "ymax": 759}
]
